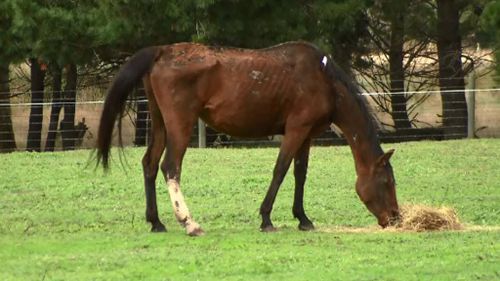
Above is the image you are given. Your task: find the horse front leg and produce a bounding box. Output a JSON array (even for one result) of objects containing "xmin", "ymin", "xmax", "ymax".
[
  {"xmin": 292, "ymin": 138, "xmax": 314, "ymax": 231},
  {"xmin": 260, "ymin": 126, "xmax": 311, "ymax": 232}
]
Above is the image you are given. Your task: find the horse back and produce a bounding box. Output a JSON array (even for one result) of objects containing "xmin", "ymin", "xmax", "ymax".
[{"xmin": 149, "ymin": 42, "xmax": 334, "ymax": 137}]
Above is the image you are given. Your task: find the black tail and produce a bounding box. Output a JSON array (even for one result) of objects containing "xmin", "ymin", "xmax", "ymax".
[{"xmin": 96, "ymin": 47, "xmax": 157, "ymax": 169}]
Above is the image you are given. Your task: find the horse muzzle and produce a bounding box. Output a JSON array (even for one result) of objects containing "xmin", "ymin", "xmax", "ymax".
[{"xmin": 379, "ymin": 210, "xmax": 401, "ymax": 228}]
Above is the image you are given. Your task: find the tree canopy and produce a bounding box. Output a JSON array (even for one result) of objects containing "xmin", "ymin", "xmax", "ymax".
[
  {"xmin": 3, "ymin": 0, "xmax": 496, "ymax": 74},
  {"xmin": 1, "ymin": 0, "xmax": 498, "ymax": 152},
  {"xmin": 481, "ymin": 0, "xmax": 500, "ymax": 74}
]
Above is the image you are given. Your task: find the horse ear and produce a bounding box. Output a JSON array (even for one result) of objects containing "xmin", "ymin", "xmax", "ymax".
[{"xmin": 376, "ymin": 149, "xmax": 395, "ymax": 167}]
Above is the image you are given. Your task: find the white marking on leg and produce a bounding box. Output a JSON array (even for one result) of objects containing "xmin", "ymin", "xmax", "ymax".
[{"xmin": 167, "ymin": 179, "xmax": 203, "ymax": 235}]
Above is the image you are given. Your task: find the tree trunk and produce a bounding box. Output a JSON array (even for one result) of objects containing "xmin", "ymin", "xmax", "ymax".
[
  {"xmin": 134, "ymin": 83, "xmax": 149, "ymax": 146},
  {"xmin": 0, "ymin": 63, "xmax": 16, "ymax": 152},
  {"xmin": 45, "ymin": 66, "xmax": 63, "ymax": 152},
  {"xmin": 436, "ymin": 0, "xmax": 467, "ymax": 139},
  {"xmin": 60, "ymin": 64, "xmax": 77, "ymax": 150},
  {"xmin": 389, "ymin": 13, "xmax": 412, "ymax": 129},
  {"xmin": 26, "ymin": 59, "xmax": 46, "ymax": 152}
]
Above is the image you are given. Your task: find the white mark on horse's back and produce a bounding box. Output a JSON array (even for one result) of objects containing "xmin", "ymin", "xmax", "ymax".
[{"xmin": 322, "ymin": 56, "xmax": 328, "ymax": 67}]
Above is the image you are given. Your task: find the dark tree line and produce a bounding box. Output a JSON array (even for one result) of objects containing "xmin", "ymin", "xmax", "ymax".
[{"xmin": 0, "ymin": 0, "xmax": 498, "ymax": 152}]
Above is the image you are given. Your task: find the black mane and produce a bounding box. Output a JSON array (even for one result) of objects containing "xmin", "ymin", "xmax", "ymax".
[{"xmin": 322, "ymin": 55, "xmax": 383, "ymax": 151}]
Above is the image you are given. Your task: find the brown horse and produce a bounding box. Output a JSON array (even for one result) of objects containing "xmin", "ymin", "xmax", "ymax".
[{"xmin": 97, "ymin": 41, "xmax": 400, "ymax": 236}]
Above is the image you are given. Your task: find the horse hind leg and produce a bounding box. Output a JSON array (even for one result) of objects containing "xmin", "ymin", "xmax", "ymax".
[
  {"xmin": 292, "ymin": 138, "xmax": 314, "ymax": 231},
  {"xmin": 142, "ymin": 116, "xmax": 166, "ymax": 232},
  {"xmin": 160, "ymin": 111, "xmax": 204, "ymax": 236},
  {"xmin": 142, "ymin": 85, "xmax": 167, "ymax": 232}
]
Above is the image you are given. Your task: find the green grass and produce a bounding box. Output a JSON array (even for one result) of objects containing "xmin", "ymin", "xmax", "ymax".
[{"xmin": 1, "ymin": 140, "xmax": 499, "ymax": 281}]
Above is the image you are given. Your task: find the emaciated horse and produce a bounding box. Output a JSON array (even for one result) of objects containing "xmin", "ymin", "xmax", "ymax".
[{"xmin": 97, "ymin": 42, "xmax": 400, "ymax": 236}]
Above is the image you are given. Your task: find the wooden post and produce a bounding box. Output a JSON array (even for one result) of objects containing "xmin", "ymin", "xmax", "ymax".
[
  {"xmin": 198, "ymin": 119, "xmax": 206, "ymax": 148},
  {"xmin": 467, "ymin": 67, "xmax": 476, "ymax": 139}
]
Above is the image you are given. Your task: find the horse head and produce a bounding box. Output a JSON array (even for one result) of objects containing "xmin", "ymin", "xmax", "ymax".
[{"xmin": 355, "ymin": 149, "xmax": 400, "ymax": 228}]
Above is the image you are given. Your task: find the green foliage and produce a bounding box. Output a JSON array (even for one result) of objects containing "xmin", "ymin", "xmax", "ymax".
[
  {"xmin": 312, "ymin": 0, "xmax": 371, "ymax": 69},
  {"xmin": 4, "ymin": 0, "xmax": 99, "ymax": 66},
  {"xmin": 369, "ymin": 0, "xmax": 435, "ymax": 41},
  {"xmin": 32, "ymin": 1, "xmax": 98, "ymax": 65},
  {"xmin": 3, "ymin": 0, "xmax": 499, "ymax": 73},
  {"xmin": 0, "ymin": 0, "xmax": 33, "ymax": 63},
  {"xmin": 313, "ymin": 0, "xmax": 370, "ymax": 48},
  {"xmin": 95, "ymin": 0, "xmax": 196, "ymax": 53},
  {"xmin": 481, "ymin": 0, "xmax": 500, "ymax": 74},
  {"xmin": 2, "ymin": 0, "xmax": 376, "ymax": 65},
  {"xmin": 0, "ymin": 140, "xmax": 499, "ymax": 280},
  {"xmin": 0, "ymin": 1, "xmax": 15, "ymax": 62},
  {"xmin": 198, "ymin": 0, "xmax": 310, "ymax": 48}
]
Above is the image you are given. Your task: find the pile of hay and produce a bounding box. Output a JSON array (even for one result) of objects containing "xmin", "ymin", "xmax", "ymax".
[{"xmin": 396, "ymin": 204, "xmax": 462, "ymax": 231}]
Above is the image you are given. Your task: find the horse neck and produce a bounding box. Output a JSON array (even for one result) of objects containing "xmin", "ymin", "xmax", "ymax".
[{"xmin": 332, "ymin": 86, "xmax": 383, "ymax": 176}]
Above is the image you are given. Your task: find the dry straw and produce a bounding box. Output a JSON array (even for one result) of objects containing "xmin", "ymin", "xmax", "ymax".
[{"xmin": 396, "ymin": 204, "xmax": 463, "ymax": 231}]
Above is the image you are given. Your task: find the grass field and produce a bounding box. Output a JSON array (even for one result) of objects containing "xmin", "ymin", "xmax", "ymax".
[{"xmin": 1, "ymin": 139, "xmax": 499, "ymax": 281}]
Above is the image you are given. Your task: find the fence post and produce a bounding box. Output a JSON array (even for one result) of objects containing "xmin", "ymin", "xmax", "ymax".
[
  {"xmin": 198, "ymin": 118, "xmax": 206, "ymax": 148},
  {"xmin": 467, "ymin": 67, "xmax": 476, "ymax": 139}
]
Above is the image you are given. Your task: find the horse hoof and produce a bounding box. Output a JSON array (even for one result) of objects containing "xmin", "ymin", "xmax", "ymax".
[
  {"xmin": 185, "ymin": 221, "xmax": 204, "ymax": 237},
  {"xmin": 151, "ymin": 224, "xmax": 167, "ymax": 233},
  {"xmin": 260, "ymin": 225, "xmax": 278, "ymax": 232},
  {"xmin": 187, "ymin": 227, "xmax": 205, "ymax": 237},
  {"xmin": 298, "ymin": 222, "xmax": 315, "ymax": 231}
]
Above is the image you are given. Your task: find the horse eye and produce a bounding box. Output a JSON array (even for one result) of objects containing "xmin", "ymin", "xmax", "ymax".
[
  {"xmin": 387, "ymin": 175, "xmax": 396, "ymax": 186},
  {"xmin": 377, "ymin": 175, "xmax": 388, "ymax": 185}
]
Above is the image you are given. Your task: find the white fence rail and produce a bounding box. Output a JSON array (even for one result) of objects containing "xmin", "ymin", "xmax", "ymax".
[{"xmin": 0, "ymin": 88, "xmax": 499, "ymax": 152}]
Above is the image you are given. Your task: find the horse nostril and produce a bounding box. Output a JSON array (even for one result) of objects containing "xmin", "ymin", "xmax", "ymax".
[
  {"xmin": 391, "ymin": 210, "xmax": 400, "ymax": 218},
  {"xmin": 389, "ymin": 210, "xmax": 401, "ymax": 226}
]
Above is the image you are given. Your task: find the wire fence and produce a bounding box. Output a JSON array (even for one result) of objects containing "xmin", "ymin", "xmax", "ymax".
[{"xmin": 0, "ymin": 87, "xmax": 499, "ymax": 152}]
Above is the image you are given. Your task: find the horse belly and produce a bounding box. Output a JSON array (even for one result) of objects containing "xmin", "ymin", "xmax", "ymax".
[{"xmin": 200, "ymin": 87, "xmax": 289, "ymax": 138}]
